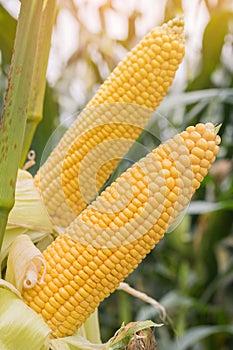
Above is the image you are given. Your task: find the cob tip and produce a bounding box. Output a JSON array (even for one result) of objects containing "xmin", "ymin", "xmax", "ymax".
[{"xmin": 214, "ymin": 122, "xmax": 222, "ymax": 134}]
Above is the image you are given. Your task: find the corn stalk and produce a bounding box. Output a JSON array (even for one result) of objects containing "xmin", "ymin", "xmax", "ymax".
[
  {"xmin": 0, "ymin": 0, "xmax": 56, "ymax": 250},
  {"xmin": 20, "ymin": 0, "xmax": 56, "ymax": 166}
]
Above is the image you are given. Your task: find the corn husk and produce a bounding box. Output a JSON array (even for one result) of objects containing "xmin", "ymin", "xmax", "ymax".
[
  {"xmin": 5, "ymin": 234, "xmax": 46, "ymax": 293},
  {"xmin": 0, "ymin": 286, "xmax": 51, "ymax": 350},
  {"xmin": 49, "ymin": 321, "xmax": 160, "ymax": 350},
  {"xmin": 1, "ymin": 169, "xmax": 53, "ymax": 268},
  {"xmin": 7, "ymin": 169, "xmax": 52, "ymax": 231}
]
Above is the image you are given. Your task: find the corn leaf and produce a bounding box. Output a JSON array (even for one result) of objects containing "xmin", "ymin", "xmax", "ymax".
[{"xmin": 169, "ymin": 325, "xmax": 233, "ymax": 350}]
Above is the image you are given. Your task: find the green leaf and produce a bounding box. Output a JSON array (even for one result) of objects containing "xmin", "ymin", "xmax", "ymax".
[
  {"xmin": 187, "ymin": 200, "xmax": 233, "ymax": 214},
  {"xmin": 173, "ymin": 325, "xmax": 233, "ymax": 350},
  {"xmin": 187, "ymin": 11, "xmax": 233, "ymax": 90},
  {"xmin": 30, "ymin": 85, "xmax": 59, "ymax": 175},
  {"xmin": 0, "ymin": 5, "xmax": 17, "ymax": 68}
]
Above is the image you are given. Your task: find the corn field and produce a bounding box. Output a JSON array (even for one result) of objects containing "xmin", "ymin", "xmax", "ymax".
[{"xmin": 0, "ymin": 1, "xmax": 233, "ymax": 349}]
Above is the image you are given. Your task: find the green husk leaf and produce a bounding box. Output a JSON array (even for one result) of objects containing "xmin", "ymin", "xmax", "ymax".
[
  {"xmin": 49, "ymin": 335, "xmax": 105, "ymax": 350},
  {"xmin": 0, "ymin": 169, "xmax": 53, "ymax": 268},
  {"xmin": 0, "ymin": 227, "xmax": 49, "ymax": 268},
  {"xmin": 5, "ymin": 234, "xmax": 46, "ymax": 293},
  {"xmin": 0, "ymin": 287, "xmax": 51, "ymax": 350},
  {"xmin": 0, "ymin": 278, "xmax": 21, "ymax": 298},
  {"xmin": 172, "ymin": 325, "xmax": 233, "ymax": 350},
  {"xmin": 7, "ymin": 169, "xmax": 52, "ymax": 232}
]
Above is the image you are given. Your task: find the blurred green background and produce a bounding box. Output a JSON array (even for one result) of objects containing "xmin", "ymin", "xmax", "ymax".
[{"xmin": 0, "ymin": 0, "xmax": 233, "ymax": 349}]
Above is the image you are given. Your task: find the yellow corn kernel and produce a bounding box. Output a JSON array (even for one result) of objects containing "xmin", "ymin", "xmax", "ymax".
[
  {"xmin": 22, "ymin": 123, "xmax": 220, "ymax": 338},
  {"xmin": 35, "ymin": 17, "xmax": 185, "ymax": 227}
]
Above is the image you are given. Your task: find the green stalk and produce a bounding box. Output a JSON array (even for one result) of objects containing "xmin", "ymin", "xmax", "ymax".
[
  {"xmin": 20, "ymin": 0, "xmax": 56, "ymax": 166},
  {"xmin": 0, "ymin": 0, "xmax": 45, "ymax": 250},
  {"xmin": 118, "ymin": 290, "xmax": 132, "ymax": 325}
]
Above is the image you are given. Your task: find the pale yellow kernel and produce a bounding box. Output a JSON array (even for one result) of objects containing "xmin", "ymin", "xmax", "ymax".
[
  {"xmin": 192, "ymin": 165, "xmax": 200, "ymax": 174},
  {"xmin": 205, "ymin": 150, "xmax": 214, "ymax": 161},
  {"xmin": 95, "ymin": 269, "xmax": 105, "ymax": 279},
  {"xmin": 72, "ymin": 275, "xmax": 84, "ymax": 287},
  {"xmin": 195, "ymin": 123, "xmax": 205, "ymax": 133},
  {"xmin": 180, "ymin": 131, "xmax": 189, "ymax": 140},
  {"xmin": 216, "ymin": 135, "xmax": 221, "ymax": 145},
  {"xmin": 44, "ymin": 302, "xmax": 57, "ymax": 315},
  {"xmin": 213, "ymin": 146, "xmax": 219, "ymax": 156},
  {"xmin": 155, "ymin": 191, "xmax": 165, "ymax": 204},
  {"xmin": 179, "ymin": 154, "xmax": 191, "ymax": 167},
  {"xmin": 205, "ymin": 122, "xmax": 214, "ymax": 130},
  {"xmin": 83, "ymin": 265, "xmax": 94, "ymax": 276},
  {"xmin": 196, "ymin": 173, "xmax": 204, "ymax": 182},
  {"xmin": 167, "ymin": 191, "xmax": 177, "ymax": 203},
  {"xmin": 161, "ymin": 212, "xmax": 170, "ymax": 222},
  {"xmin": 63, "ymin": 301, "xmax": 74, "ymax": 312},
  {"xmin": 49, "ymin": 297, "xmax": 60, "ymax": 309},
  {"xmin": 63, "ymin": 269, "xmax": 74, "ymax": 280},
  {"xmin": 200, "ymin": 158, "xmax": 209, "ymax": 168},
  {"xmin": 48, "ymin": 281, "xmax": 58, "ymax": 293},
  {"xmin": 190, "ymin": 131, "xmax": 201, "ymax": 142},
  {"xmin": 200, "ymin": 167, "xmax": 208, "ymax": 177},
  {"xmin": 53, "ymin": 278, "xmax": 63, "ymax": 288},
  {"xmin": 170, "ymin": 166, "xmax": 179, "ymax": 178},
  {"xmin": 30, "ymin": 302, "xmax": 41, "ymax": 314},
  {"xmin": 54, "ymin": 311, "xmax": 66, "ymax": 323},
  {"xmin": 163, "ymin": 42, "xmax": 171, "ymax": 51},
  {"xmin": 77, "ymin": 255, "xmax": 88, "ymax": 266},
  {"xmin": 64, "ymin": 284, "xmax": 76, "ymax": 296},
  {"xmin": 154, "ymin": 36, "xmax": 163, "ymax": 46},
  {"xmin": 56, "ymin": 263, "xmax": 64, "ymax": 274},
  {"xmin": 63, "ymin": 317, "xmax": 76, "ymax": 328},
  {"xmin": 69, "ymin": 265, "xmax": 78, "ymax": 276},
  {"xmin": 78, "ymin": 287, "xmax": 90, "ymax": 299},
  {"xmin": 53, "ymin": 323, "xmax": 68, "ymax": 336},
  {"xmin": 160, "ymin": 50, "xmax": 169, "ymax": 60},
  {"xmin": 52, "ymin": 253, "xmax": 60, "ymax": 263},
  {"xmin": 54, "ymin": 292, "xmax": 65, "ymax": 304},
  {"xmin": 158, "ymin": 218, "xmax": 166, "ymax": 229},
  {"xmin": 123, "ymin": 207, "xmax": 134, "ymax": 219},
  {"xmin": 38, "ymin": 290, "xmax": 49, "ymax": 303},
  {"xmin": 60, "ymin": 258, "xmax": 71, "ymax": 269},
  {"xmin": 166, "ymin": 177, "xmax": 175, "ymax": 191},
  {"xmin": 192, "ymin": 147, "xmax": 204, "ymax": 159},
  {"xmin": 185, "ymin": 139, "xmax": 195, "ymax": 151},
  {"xmin": 203, "ymin": 129, "xmax": 215, "ymax": 141},
  {"xmin": 59, "ymin": 305, "xmax": 70, "ymax": 317},
  {"xmin": 190, "ymin": 154, "xmax": 200, "ymax": 165},
  {"xmin": 193, "ymin": 178, "xmax": 200, "ymax": 189},
  {"xmin": 186, "ymin": 126, "xmax": 195, "ymax": 133},
  {"xmin": 162, "ymin": 159, "xmax": 172, "ymax": 169},
  {"xmin": 70, "ymin": 246, "xmax": 79, "ymax": 258}
]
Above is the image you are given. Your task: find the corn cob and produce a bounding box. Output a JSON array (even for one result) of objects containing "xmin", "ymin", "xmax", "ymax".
[
  {"xmin": 23, "ymin": 123, "xmax": 221, "ymax": 338},
  {"xmin": 35, "ymin": 17, "xmax": 185, "ymax": 227}
]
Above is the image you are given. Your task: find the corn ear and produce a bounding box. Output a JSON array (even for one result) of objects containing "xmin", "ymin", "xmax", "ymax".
[
  {"xmin": 35, "ymin": 17, "xmax": 185, "ymax": 227},
  {"xmin": 23, "ymin": 123, "xmax": 221, "ymax": 337}
]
